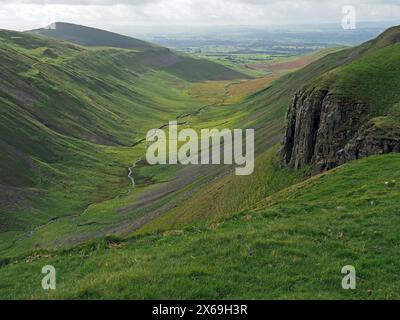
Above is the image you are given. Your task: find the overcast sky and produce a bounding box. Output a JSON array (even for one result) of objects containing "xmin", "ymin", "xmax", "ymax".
[{"xmin": 0, "ymin": 0, "xmax": 399, "ymax": 33}]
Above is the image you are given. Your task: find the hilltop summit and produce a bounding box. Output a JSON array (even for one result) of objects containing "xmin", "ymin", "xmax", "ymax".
[{"xmin": 30, "ymin": 22, "xmax": 153, "ymax": 50}]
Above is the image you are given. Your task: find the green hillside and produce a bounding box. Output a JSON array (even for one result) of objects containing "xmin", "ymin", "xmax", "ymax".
[
  {"xmin": 309, "ymin": 26, "xmax": 400, "ymax": 116},
  {"xmin": 138, "ymin": 45, "xmax": 364, "ymax": 231},
  {"xmin": 1, "ymin": 153, "xmax": 399, "ymax": 299},
  {"xmin": 200, "ymin": 26, "xmax": 400, "ymax": 224}
]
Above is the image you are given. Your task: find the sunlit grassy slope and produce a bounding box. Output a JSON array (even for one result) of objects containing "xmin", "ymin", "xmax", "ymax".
[
  {"xmin": 141, "ymin": 26, "xmax": 400, "ymax": 233},
  {"xmin": 137, "ymin": 46, "xmax": 361, "ymax": 232},
  {"xmin": 310, "ymin": 33, "xmax": 400, "ymax": 116},
  {"xmin": 1, "ymin": 153, "xmax": 399, "ymax": 299}
]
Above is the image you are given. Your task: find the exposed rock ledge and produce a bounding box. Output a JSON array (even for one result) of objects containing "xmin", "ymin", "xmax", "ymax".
[{"xmin": 281, "ymin": 90, "xmax": 400, "ymax": 175}]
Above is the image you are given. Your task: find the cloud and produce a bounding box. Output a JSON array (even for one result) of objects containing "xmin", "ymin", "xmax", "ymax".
[
  {"xmin": 2, "ymin": 0, "xmax": 399, "ymax": 5},
  {"xmin": 0, "ymin": 0, "xmax": 399, "ymax": 32},
  {"xmin": 0, "ymin": 0, "xmax": 160, "ymax": 4}
]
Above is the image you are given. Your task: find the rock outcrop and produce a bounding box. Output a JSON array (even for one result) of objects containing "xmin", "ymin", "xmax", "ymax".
[
  {"xmin": 340, "ymin": 120, "xmax": 400, "ymax": 163},
  {"xmin": 280, "ymin": 25, "xmax": 400, "ymax": 175},
  {"xmin": 281, "ymin": 89, "xmax": 400, "ymax": 174}
]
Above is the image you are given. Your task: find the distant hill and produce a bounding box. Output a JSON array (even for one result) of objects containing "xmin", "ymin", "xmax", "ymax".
[
  {"xmin": 28, "ymin": 22, "xmax": 247, "ymax": 82},
  {"xmin": 30, "ymin": 22, "xmax": 153, "ymax": 50}
]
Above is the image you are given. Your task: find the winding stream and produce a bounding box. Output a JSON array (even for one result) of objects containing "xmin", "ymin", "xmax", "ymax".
[{"xmin": 128, "ymin": 158, "xmax": 142, "ymax": 190}]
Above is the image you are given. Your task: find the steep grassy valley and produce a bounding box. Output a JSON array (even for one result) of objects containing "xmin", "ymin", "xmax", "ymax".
[
  {"xmin": 1, "ymin": 23, "xmax": 400, "ymax": 300},
  {"xmin": 0, "ymin": 24, "xmax": 330, "ymax": 259},
  {"xmin": 0, "ymin": 25, "xmax": 250, "ymax": 255}
]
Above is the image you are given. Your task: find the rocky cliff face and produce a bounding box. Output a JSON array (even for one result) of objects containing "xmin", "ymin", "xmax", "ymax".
[{"xmin": 281, "ymin": 89, "xmax": 400, "ymax": 174}]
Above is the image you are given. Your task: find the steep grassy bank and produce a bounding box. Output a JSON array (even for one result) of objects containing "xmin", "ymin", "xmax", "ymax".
[{"xmin": 1, "ymin": 153, "xmax": 399, "ymax": 299}]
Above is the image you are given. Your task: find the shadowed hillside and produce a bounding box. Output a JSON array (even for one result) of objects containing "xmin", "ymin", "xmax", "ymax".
[{"xmin": 0, "ymin": 27, "xmax": 247, "ymax": 235}]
